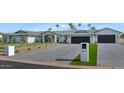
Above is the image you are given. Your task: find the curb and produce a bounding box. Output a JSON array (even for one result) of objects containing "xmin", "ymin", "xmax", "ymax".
[{"xmin": 0, "ymin": 58, "xmax": 112, "ymax": 69}]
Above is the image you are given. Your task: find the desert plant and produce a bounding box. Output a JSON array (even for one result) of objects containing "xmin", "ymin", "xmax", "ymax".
[
  {"xmin": 27, "ymin": 48, "xmax": 31, "ymax": 51},
  {"xmin": 15, "ymin": 50, "xmax": 19, "ymax": 53},
  {"xmin": 35, "ymin": 39, "xmax": 41, "ymax": 43},
  {"xmin": 38, "ymin": 46, "xmax": 41, "ymax": 48}
]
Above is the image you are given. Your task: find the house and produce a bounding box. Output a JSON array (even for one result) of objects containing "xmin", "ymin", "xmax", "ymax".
[
  {"xmin": 41, "ymin": 28, "xmax": 122, "ymax": 44},
  {"xmin": 6, "ymin": 30, "xmax": 42, "ymax": 43},
  {"xmin": 6, "ymin": 28, "xmax": 122, "ymax": 44},
  {"xmin": 0, "ymin": 32, "xmax": 4, "ymax": 42},
  {"xmin": 0, "ymin": 32, "xmax": 3, "ymax": 38}
]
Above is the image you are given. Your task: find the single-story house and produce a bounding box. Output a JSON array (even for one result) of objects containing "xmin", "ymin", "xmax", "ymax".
[
  {"xmin": 41, "ymin": 28, "xmax": 122, "ymax": 44},
  {"xmin": 0, "ymin": 32, "xmax": 3, "ymax": 38},
  {"xmin": 6, "ymin": 28, "xmax": 122, "ymax": 44},
  {"xmin": 0, "ymin": 32, "xmax": 4, "ymax": 42},
  {"xmin": 5, "ymin": 30, "xmax": 42, "ymax": 43}
]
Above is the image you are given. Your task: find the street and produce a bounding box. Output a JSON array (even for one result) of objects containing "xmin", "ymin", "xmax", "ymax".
[{"xmin": 0, "ymin": 60, "xmax": 74, "ymax": 69}]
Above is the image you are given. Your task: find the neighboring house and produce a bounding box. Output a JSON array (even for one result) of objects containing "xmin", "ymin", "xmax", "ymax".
[
  {"xmin": 0, "ymin": 32, "xmax": 3, "ymax": 38},
  {"xmin": 6, "ymin": 30, "xmax": 42, "ymax": 43},
  {"xmin": 6, "ymin": 28, "xmax": 122, "ymax": 44},
  {"xmin": 0, "ymin": 32, "xmax": 3, "ymax": 42}
]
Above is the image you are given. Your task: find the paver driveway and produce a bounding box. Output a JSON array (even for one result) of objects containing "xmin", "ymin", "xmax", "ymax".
[
  {"xmin": 9, "ymin": 44, "xmax": 81, "ymax": 64},
  {"xmin": 98, "ymin": 44, "xmax": 124, "ymax": 68}
]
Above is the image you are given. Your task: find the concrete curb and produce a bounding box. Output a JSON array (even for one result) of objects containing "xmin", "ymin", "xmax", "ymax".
[{"xmin": 0, "ymin": 58, "xmax": 112, "ymax": 69}]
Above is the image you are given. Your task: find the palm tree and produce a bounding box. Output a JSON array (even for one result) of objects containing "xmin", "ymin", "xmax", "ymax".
[
  {"xmin": 91, "ymin": 26, "xmax": 96, "ymax": 30},
  {"xmin": 48, "ymin": 27, "xmax": 52, "ymax": 31},
  {"xmin": 77, "ymin": 23, "xmax": 82, "ymax": 30},
  {"xmin": 87, "ymin": 24, "xmax": 92, "ymax": 29},
  {"xmin": 87, "ymin": 24, "xmax": 96, "ymax": 30},
  {"xmin": 68, "ymin": 23, "xmax": 73, "ymax": 29},
  {"xmin": 68, "ymin": 23, "xmax": 77, "ymax": 31},
  {"xmin": 55, "ymin": 24, "xmax": 59, "ymax": 31}
]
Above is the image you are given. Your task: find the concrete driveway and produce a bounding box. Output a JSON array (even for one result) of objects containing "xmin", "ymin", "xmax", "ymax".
[
  {"xmin": 9, "ymin": 44, "xmax": 81, "ymax": 64},
  {"xmin": 98, "ymin": 44, "xmax": 124, "ymax": 68}
]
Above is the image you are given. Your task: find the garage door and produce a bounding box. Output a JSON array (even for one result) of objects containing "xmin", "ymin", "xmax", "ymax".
[
  {"xmin": 98, "ymin": 35, "xmax": 115, "ymax": 43},
  {"xmin": 71, "ymin": 36, "xmax": 90, "ymax": 44}
]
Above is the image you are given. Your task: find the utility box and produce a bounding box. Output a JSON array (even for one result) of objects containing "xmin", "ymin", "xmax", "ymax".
[
  {"xmin": 5, "ymin": 46, "xmax": 15, "ymax": 56},
  {"xmin": 80, "ymin": 43, "xmax": 89, "ymax": 62}
]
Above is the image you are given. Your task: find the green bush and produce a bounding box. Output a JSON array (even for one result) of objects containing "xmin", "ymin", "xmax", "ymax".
[
  {"xmin": 35, "ymin": 39, "xmax": 42, "ymax": 43},
  {"xmin": 120, "ymin": 34, "xmax": 124, "ymax": 38}
]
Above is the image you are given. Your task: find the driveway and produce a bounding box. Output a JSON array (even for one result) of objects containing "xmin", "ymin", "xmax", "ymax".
[
  {"xmin": 9, "ymin": 44, "xmax": 81, "ymax": 64},
  {"xmin": 98, "ymin": 44, "xmax": 124, "ymax": 68}
]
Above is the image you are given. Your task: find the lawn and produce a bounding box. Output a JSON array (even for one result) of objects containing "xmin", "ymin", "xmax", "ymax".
[{"xmin": 70, "ymin": 43, "xmax": 97, "ymax": 66}]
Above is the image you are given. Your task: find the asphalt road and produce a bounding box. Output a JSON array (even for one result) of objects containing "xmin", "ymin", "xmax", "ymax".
[
  {"xmin": 98, "ymin": 44, "xmax": 124, "ymax": 68},
  {"xmin": 0, "ymin": 60, "xmax": 74, "ymax": 69}
]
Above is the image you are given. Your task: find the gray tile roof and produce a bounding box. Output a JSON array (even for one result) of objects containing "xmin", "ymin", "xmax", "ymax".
[
  {"xmin": 9, "ymin": 30, "xmax": 41, "ymax": 36},
  {"xmin": 94, "ymin": 28, "xmax": 122, "ymax": 33},
  {"xmin": 7, "ymin": 28, "xmax": 122, "ymax": 36}
]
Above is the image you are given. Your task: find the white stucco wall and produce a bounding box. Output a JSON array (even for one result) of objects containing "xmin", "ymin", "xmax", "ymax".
[
  {"xmin": 90, "ymin": 35, "xmax": 96, "ymax": 43},
  {"xmin": 27, "ymin": 37, "xmax": 36, "ymax": 43},
  {"xmin": 0, "ymin": 35, "xmax": 2, "ymax": 38},
  {"xmin": 54, "ymin": 35, "xmax": 57, "ymax": 43},
  {"xmin": 58, "ymin": 36, "xmax": 66, "ymax": 43},
  {"xmin": 67, "ymin": 36, "xmax": 71, "ymax": 44},
  {"xmin": 118, "ymin": 38, "xmax": 124, "ymax": 43}
]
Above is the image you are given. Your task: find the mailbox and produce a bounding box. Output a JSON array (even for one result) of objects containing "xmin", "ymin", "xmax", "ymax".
[
  {"xmin": 82, "ymin": 44, "xmax": 86, "ymax": 49},
  {"xmin": 5, "ymin": 46, "xmax": 15, "ymax": 56},
  {"xmin": 80, "ymin": 43, "xmax": 89, "ymax": 62}
]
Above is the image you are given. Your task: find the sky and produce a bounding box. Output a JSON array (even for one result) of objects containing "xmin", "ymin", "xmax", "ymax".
[{"xmin": 0, "ymin": 23, "xmax": 124, "ymax": 33}]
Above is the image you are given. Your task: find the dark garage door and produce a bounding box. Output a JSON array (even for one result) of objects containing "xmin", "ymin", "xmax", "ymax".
[
  {"xmin": 71, "ymin": 36, "xmax": 90, "ymax": 44},
  {"xmin": 98, "ymin": 35, "xmax": 115, "ymax": 43}
]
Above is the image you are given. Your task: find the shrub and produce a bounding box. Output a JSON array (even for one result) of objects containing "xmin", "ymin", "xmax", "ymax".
[
  {"xmin": 27, "ymin": 48, "xmax": 31, "ymax": 51},
  {"xmin": 120, "ymin": 34, "xmax": 124, "ymax": 38},
  {"xmin": 38, "ymin": 46, "xmax": 41, "ymax": 48},
  {"xmin": 15, "ymin": 50, "xmax": 19, "ymax": 53},
  {"xmin": 35, "ymin": 39, "xmax": 42, "ymax": 43}
]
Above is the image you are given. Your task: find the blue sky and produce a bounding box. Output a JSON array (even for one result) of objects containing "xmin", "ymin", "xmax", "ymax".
[{"xmin": 0, "ymin": 23, "xmax": 124, "ymax": 33}]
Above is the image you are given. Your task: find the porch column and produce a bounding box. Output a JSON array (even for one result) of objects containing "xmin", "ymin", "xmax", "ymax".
[
  {"xmin": 67, "ymin": 35, "xmax": 71, "ymax": 44},
  {"xmin": 42, "ymin": 35, "xmax": 45, "ymax": 43},
  {"xmin": 54, "ymin": 34, "xmax": 57, "ymax": 43}
]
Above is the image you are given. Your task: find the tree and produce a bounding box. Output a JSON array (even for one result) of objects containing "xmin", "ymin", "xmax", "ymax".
[
  {"xmin": 120, "ymin": 34, "xmax": 124, "ymax": 38},
  {"xmin": 68, "ymin": 23, "xmax": 73, "ymax": 29},
  {"xmin": 91, "ymin": 26, "xmax": 96, "ymax": 30},
  {"xmin": 21, "ymin": 36, "xmax": 27, "ymax": 43},
  {"xmin": 87, "ymin": 24, "xmax": 96, "ymax": 30},
  {"xmin": 68, "ymin": 23, "xmax": 77, "ymax": 31},
  {"xmin": 55, "ymin": 24, "xmax": 59, "ymax": 31},
  {"xmin": 13, "ymin": 37, "xmax": 16, "ymax": 43},
  {"xmin": 87, "ymin": 24, "xmax": 92, "ymax": 29},
  {"xmin": 77, "ymin": 23, "xmax": 82, "ymax": 30},
  {"xmin": 48, "ymin": 28, "xmax": 52, "ymax": 31}
]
